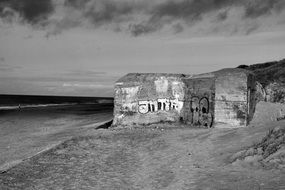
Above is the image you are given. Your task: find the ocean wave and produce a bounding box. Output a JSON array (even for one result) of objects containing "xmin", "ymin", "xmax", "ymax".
[{"xmin": 0, "ymin": 103, "xmax": 78, "ymax": 110}]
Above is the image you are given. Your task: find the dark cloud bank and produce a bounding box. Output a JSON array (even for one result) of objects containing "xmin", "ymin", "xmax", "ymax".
[
  {"xmin": 0, "ymin": 0, "xmax": 54, "ymax": 24},
  {"xmin": 1, "ymin": 0, "xmax": 285, "ymax": 36}
]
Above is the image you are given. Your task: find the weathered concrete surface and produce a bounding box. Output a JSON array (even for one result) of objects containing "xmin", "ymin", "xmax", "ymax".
[
  {"xmin": 214, "ymin": 69, "xmax": 256, "ymax": 127},
  {"xmin": 113, "ymin": 69, "xmax": 256, "ymax": 128},
  {"xmin": 183, "ymin": 77, "xmax": 215, "ymax": 128},
  {"xmin": 113, "ymin": 73, "xmax": 185, "ymax": 126}
]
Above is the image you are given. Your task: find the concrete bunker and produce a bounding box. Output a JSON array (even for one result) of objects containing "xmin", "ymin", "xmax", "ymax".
[
  {"xmin": 182, "ymin": 76, "xmax": 215, "ymax": 127},
  {"xmin": 113, "ymin": 68, "xmax": 256, "ymax": 128}
]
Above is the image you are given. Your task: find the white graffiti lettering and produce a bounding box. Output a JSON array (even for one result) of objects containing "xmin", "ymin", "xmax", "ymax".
[
  {"xmin": 138, "ymin": 98, "xmax": 183, "ymax": 114},
  {"xmin": 138, "ymin": 100, "xmax": 149, "ymax": 114}
]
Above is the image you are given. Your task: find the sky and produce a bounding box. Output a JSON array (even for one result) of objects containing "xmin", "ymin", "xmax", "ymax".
[{"xmin": 0, "ymin": 0, "xmax": 285, "ymax": 97}]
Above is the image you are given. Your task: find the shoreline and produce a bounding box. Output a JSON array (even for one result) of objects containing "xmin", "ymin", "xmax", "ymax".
[
  {"xmin": 0, "ymin": 102, "xmax": 108, "ymax": 111},
  {"xmin": 0, "ymin": 119, "xmax": 113, "ymax": 173}
]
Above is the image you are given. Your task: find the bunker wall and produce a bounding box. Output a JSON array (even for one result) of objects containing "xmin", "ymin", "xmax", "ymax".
[
  {"xmin": 113, "ymin": 75, "xmax": 185, "ymax": 126},
  {"xmin": 182, "ymin": 77, "xmax": 215, "ymax": 127},
  {"xmin": 214, "ymin": 72, "xmax": 249, "ymax": 126},
  {"xmin": 113, "ymin": 69, "xmax": 256, "ymax": 128}
]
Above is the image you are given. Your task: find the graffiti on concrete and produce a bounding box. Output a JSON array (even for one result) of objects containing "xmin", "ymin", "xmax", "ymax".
[
  {"xmin": 138, "ymin": 98, "xmax": 183, "ymax": 114},
  {"xmin": 190, "ymin": 97, "xmax": 213, "ymax": 127}
]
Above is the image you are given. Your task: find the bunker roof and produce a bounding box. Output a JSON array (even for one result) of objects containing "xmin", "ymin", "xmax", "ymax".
[
  {"xmin": 181, "ymin": 68, "xmax": 254, "ymax": 80},
  {"xmin": 213, "ymin": 68, "xmax": 255, "ymax": 76},
  {"xmin": 115, "ymin": 68, "xmax": 254, "ymax": 85},
  {"xmin": 116, "ymin": 73, "xmax": 186, "ymax": 84}
]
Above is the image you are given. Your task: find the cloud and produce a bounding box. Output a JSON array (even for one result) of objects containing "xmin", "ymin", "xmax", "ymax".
[
  {"xmin": 215, "ymin": 10, "xmax": 228, "ymax": 22},
  {"xmin": 0, "ymin": 0, "xmax": 55, "ymax": 25},
  {"xmin": 66, "ymin": 0, "xmax": 135, "ymax": 24},
  {"xmin": 148, "ymin": 0, "xmax": 285, "ymax": 21},
  {"xmin": 128, "ymin": 0, "xmax": 285, "ymax": 36},
  {"xmin": 128, "ymin": 21, "xmax": 159, "ymax": 37},
  {"xmin": 244, "ymin": 0, "xmax": 285, "ymax": 18},
  {"xmin": 46, "ymin": 0, "xmax": 149, "ymax": 36},
  {"xmin": 173, "ymin": 23, "xmax": 184, "ymax": 33},
  {"xmin": 1, "ymin": 0, "xmax": 285, "ymax": 36}
]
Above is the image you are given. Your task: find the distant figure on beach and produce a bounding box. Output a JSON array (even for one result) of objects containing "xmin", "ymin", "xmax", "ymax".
[{"xmin": 18, "ymin": 104, "xmax": 21, "ymax": 110}]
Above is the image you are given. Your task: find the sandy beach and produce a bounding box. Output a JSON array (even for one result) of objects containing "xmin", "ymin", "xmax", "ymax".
[
  {"xmin": 0, "ymin": 102, "xmax": 285, "ymax": 189},
  {"xmin": 1, "ymin": 119, "xmax": 284, "ymax": 189},
  {"xmin": 0, "ymin": 103, "xmax": 113, "ymax": 171}
]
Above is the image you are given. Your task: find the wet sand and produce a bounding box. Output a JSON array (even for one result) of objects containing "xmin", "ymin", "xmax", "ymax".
[{"xmin": 0, "ymin": 103, "xmax": 113, "ymax": 171}]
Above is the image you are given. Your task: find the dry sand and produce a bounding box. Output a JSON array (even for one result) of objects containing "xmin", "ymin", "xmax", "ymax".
[{"xmin": 0, "ymin": 102, "xmax": 284, "ymax": 190}]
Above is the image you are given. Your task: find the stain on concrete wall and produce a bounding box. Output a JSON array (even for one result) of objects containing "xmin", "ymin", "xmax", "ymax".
[
  {"xmin": 113, "ymin": 85, "xmax": 140, "ymax": 125},
  {"xmin": 154, "ymin": 77, "xmax": 169, "ymax": 94},
  {"xmin": 171, "ymin": 81, "xmax": 185, "ymax": 99},
  {"xmin": 214, "ymin": 101, "xmax": 247, "ymax": 126}
]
